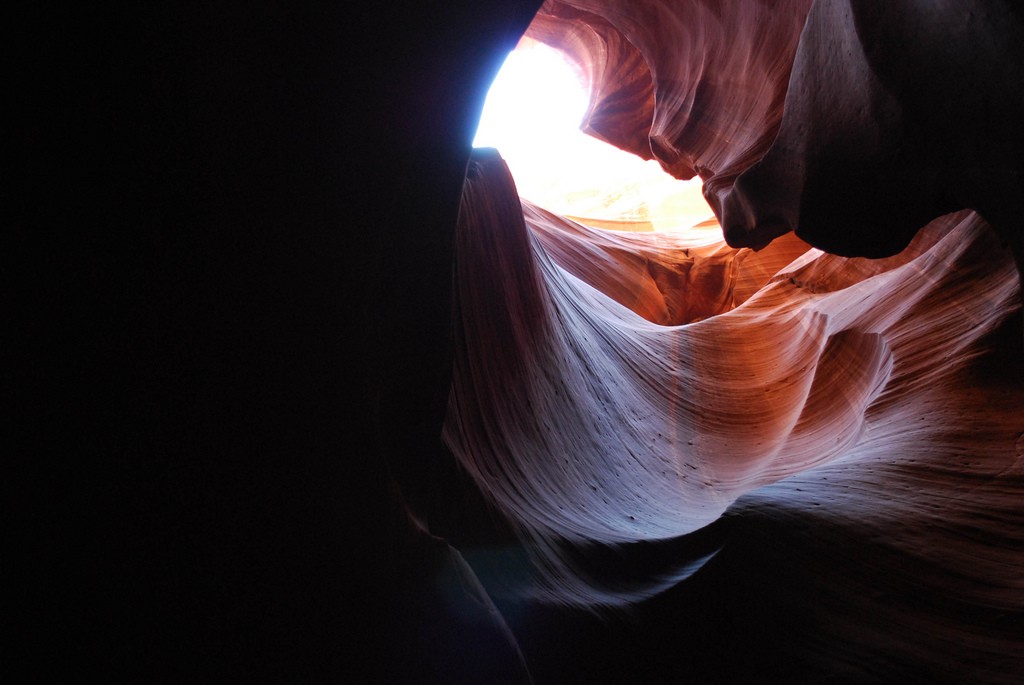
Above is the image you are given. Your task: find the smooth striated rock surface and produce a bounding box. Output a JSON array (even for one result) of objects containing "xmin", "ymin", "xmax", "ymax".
[
  {"xmin": 447, "ymin": 143, "xmax": 1022, "ymax": 680},
  {"xmin": 15, "ymin": 0, "xmax": 1023, "ymax": 682},
  {"xmin": 440, "ymin": 1, "xmax": 1023, "ymax": 678},
  {"xmin": 528, "ymin": 0, "xmax": 814, "ymax": 209}
]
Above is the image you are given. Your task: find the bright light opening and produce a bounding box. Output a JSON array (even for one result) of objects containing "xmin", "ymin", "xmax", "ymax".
[{"xmin": 474, "ymin": 38, "xmax": 714, "ymax": 233}]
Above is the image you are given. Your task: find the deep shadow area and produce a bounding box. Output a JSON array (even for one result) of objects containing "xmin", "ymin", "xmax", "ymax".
[{"xmin": 13, "ymin": 2, "xmax": 541, "ymax": 681}]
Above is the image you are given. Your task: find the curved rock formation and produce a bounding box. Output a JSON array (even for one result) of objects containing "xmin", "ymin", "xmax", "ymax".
[
  {"xmin": 447, "ymin": 154, "xmax": 1021, "ymax": 681},
  {"xmin": 722, "ymin": 0, "xmax": 1024, "ymax": 274},
  {"xmin": 528, "ymin": 0, "xmax": 814, "ymax": 209},
  {"xmin": 15, "ymin": 0, "xmax": 1023, "ymax": 683},
  {"xmin": 439, "ymin": 2, "xmax": 1023, "ymax": 681}
]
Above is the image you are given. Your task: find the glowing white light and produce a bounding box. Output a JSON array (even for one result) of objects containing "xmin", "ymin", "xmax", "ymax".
[
  {"xmin": 473, "ymin": 39, "xmax": 714, "ymax": 233},
  {"xmin": 473, "ymin": 40, "xmax": 588, "ymax": 153}
]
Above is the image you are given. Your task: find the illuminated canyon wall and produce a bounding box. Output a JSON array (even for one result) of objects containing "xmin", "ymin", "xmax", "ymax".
[{"xmin": 14, "ymin": 1, "xmax": 1022, "ymax": 683}]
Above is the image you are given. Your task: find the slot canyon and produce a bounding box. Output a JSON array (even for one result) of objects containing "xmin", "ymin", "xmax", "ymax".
[{"xmin": 13, "ymin": 1, "xmax": 1024, "ymax": 682}]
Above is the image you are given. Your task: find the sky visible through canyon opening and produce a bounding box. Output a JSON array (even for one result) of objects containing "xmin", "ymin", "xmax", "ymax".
[{"xmin": 474, "ymin": 38, "xmax": 714, "ymax": 233}]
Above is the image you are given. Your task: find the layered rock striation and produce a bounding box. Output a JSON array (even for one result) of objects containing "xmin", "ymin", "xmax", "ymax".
[
  {"xmin": 441, "ymin": 1, "xmax": 1024, "ymax": 681},
  {"xmin": 15, "ymin": 0, "xmax": 1023, "ymax": 682}
]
